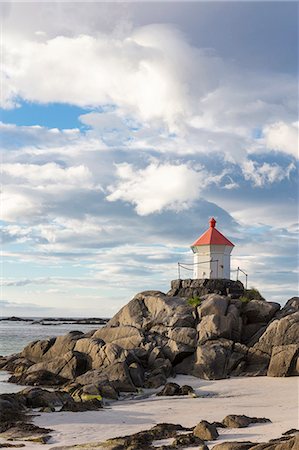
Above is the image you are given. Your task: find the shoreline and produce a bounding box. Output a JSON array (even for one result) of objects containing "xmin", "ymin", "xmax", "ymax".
[{"xmin": 10, "ymin": 375, "xmax": 297, "ymax": 449}]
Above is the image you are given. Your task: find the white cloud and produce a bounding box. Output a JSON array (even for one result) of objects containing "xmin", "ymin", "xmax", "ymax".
[
  {"xmin": 1, "ymin": 162, "xmax": 100, "ymax": 222},
  {"xmin": 263, "ymin": 121, "xmax": 298, "ymax": 159},
  {"xmin": 106, "ymin": 161, "xmax": 226, "ymax": 215},
  {"xmin": 1, "ymin": 189, "xmax": 41, "ymax": 222},
  {"xmin": 3, "ymin": 25, "xmax": 296, "ymax": 163},
  {"xmin": 2, "ymin": 162, "xmax": 94, "ymax": 188},
  {"xmin": 241, "ymin": 160, "xmax": 296, "ymax": 187}
]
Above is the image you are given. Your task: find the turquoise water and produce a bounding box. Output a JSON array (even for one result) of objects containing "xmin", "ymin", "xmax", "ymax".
[{"xmin": 0, "ymin": 319, "xmax": 104, "ymax": 394}]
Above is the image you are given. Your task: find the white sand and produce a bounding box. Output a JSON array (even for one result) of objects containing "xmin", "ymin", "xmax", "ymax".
[{"xmin": 11, "ymin": 376, "xmax": 299, "ymax": 449}]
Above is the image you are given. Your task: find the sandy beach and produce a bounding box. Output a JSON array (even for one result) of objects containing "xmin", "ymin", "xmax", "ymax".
[{"xmin": 10, "ymin": 375, "xmax": 294, "ymax": 449}]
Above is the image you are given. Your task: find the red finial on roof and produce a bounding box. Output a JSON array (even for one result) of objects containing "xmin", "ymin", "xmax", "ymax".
[
  {"xmin": 191, "ymin": 217, "xmax": 234, "ymax": 248},
  {"xmin": 209, "ymin": 217, "xmax": 216, "ymax": 228}
]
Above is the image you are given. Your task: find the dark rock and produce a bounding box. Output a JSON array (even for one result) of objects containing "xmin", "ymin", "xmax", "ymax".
[
  {"xmin": 24, "ymin": 350, "xmax": 89, "ymax": 380},
  {"xmin": 242, "ymin": 301, "xmax": 280, "ymax": 324},
  {"xmin": 0, "ymin": 316, "xmax": 31, "ymax": 322},
  {"xmin": 1, "ymin": 357, "xmax": 33, "ymax": 374},
  {"xmin": 193, "ymin": 420, "xmax": 219, "ymax": 440},
  {"xmin": 242, "ymin": 323, "xmax": 267, "ymax": 345},
  {"xmin": 20, "ymin": 387, "xmax": 72, "ymax": 408},
  {"xmin": 0, "ymin": 394, "xmax": 26, "ymax": 431},
  {"xmin": 212, "ymin": 442, "xmax": 254, "ymax": 450},
  {"xmin": 156, "ymin": 383, "xmax": 195, "ymax": 397},
  {"xmin": 9, "ymin": 369, "xmax": 68, "ymax": 386},
  {"xmin": 0, "ymin": 444, "xmax": 26, "ymax": 448},
  {"xmin": 176, "ymin": 339, "xmax": 234, "ymax": 379},
  {"xmin": 222, "ymin": 414, "xmax": 271, "ymax": 428},
  {"xmin": 172, "ymin": 432, "xmax": 205, "ymax": 447},
  {"xmin": 21, "ymin": 338, "xmax": 55, "ymax": 363},
  {"xmin": 157, "ymin": 382, "xmax": 181, "ymax": 396},
  {"xmin": 43, "ymin": 332, "xmax": 84, "ymax": 361},
  {"xmin": 60, "ymin": 398, "xmax": 102, "ymax": 412},
  {"xmin": 250, "ymin": 433, "xmax": 299, "ymax": 449},
  {"xmin": 101, "ymin": 423, "xmax": 188, "ymax": 449},
  {"xmin": 168, "ymin": 279, "xmax": 244, "ymax": 298},
  {"xmin": 282, "ymin": 428, "xmax": 299, "ymax": 435},
  {"xmin": 39, "ymin": 406, "xmax": 55, "ymax": 412},
  {"xmin": 180, "ymin": 384, "xmax": 195, "ymax": 396},
  {"xmin": 0, "ymin": 422, "xmax": 52, "ymax": 441},
  {"xmin": 144, "ymin": 371, "xmax": 167, "ymax": 389},
  {"xmin": 276, "ymin": 297, "xmax": 299, "ymax": 319}
]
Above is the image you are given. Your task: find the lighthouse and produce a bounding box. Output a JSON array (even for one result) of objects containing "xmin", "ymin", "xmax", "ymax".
[{"xmin": 191, "ymin": 218, "xmax": 234, "ymax": 280}]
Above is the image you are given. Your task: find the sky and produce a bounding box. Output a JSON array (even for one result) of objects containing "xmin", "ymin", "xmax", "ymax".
[{"xmin": 1, "ymin": 1, "xmax": 298, "ymax": 317}]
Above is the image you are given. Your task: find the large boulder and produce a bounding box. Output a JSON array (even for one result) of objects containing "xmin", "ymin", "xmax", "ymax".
[
  {"xmin": 242, "ymin": 300, "xmax": 280, "ymax": 324},
  {"xmin": 167, "ymin": 327, "xmax": 197, "ymax": 350},
  {"xmin": 198, "ymin": 314, "xmax": 234, "ymax": 343},
  {"xmin": 107, "ymin": 291, "xmax": 195, "ymax": 329},
  {"xmin": 43, "ymin": 331, "xmax": 84, "ymax": 360},
  {"xmin": 198, "ymin": 294, "xmax": 229, "ymax": 317},
  {"xmin": 92, "ymin": 326, "xmax": 144, "ymax": 349},
  {"xmin": 176, "ymin": 339, "xmax": 237, "ymax": 379},
  {"xmin": 252, "ymin": 312, "xmax": 299, "ymax": 357},
  {"xmin": 267, "ymin": 344, "xmax": 299, "ymax": 377},
  {"xmin": 20, "ymin": 387, "xmax": 71, "ymax": 408},
  {"xmin": 21, "ymin": 338, "xmax": 55, "ymax": 363},
  {"xmin": 9, "ymin": 369, "xmax": 68, "ymax": 386},
  {"xmin": 24, "ymin": 351, "xmax": 89, "ymax": 380}
]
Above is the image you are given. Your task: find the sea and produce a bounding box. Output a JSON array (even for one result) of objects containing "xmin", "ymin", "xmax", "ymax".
[{"xmin": 0, "ymin": 318, "xmax": 105, "ymax": 394}]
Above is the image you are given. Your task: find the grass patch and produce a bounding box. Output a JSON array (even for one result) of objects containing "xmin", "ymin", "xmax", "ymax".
[
  {"xmin": 188, "ymin": 296, "xmax": 202, "ymax": 307},
  {"xmin": 239, "ymin": 287, "xmax": 265, "ymax": 303}
]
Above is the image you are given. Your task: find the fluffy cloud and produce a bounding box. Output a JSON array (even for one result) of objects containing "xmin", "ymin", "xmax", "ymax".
[
  {"xmin": 3, "ymin": 24, "xmax": 296, "ymax": 163},
  {"xmin": 2, "ymin": 162, "xmax": 93, "ymax": 188},
  {"xmin": 107, "ymin": 161, "xmax": 214, "ymax": 215},
  {"xmin": 1, "ymin": 161, "xmax": 99, "ymax": 222},
  {"xmin": 263, "ymin": 121, "xmax": 298, "ymax": 159}
]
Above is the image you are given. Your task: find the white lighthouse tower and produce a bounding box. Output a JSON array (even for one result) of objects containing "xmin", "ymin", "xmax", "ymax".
[{"xmin": 191, "ymin": 218, "xmax": 234, "ymax": 280}]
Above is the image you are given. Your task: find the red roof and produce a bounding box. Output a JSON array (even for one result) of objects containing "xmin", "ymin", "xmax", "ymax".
[{"xmin": 191, "ymin": 218, "xmax": 234, "ymax": 247}]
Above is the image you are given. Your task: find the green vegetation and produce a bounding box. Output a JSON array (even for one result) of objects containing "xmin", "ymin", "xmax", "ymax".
[
  {"xmin": 188, "ymin": 296, "xmax": 202, "ymax": 307},
  {"xmin": 239, "ymin": 296, "xmax": 251, "ymax": 304},
  {"xmin": 239, "ymin": 287, "xmax": 265, "ymax": 303}
]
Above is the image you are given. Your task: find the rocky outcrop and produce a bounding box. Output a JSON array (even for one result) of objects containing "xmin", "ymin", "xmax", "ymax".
[
  {"xmin": 46, "ymin": 414, "xmax": 294, "ymax": 450},
  {"xmin": 2, "ymin": 283, "xmax": 298, "ymax": 394},
  {"xmin": 168, "ymin": 278, "xmax": 244, "ymax": 298}
]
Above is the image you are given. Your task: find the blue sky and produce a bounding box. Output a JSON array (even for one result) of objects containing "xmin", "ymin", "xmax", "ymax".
[{"xmin": 1, "ymin": 1, "xmax": 298, "ymax": 317}]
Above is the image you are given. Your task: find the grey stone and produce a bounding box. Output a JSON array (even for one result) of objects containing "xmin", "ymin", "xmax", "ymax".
[
  {"xmin": 267, "ymin": 344, "xmax": 299, "ymax": 377},
  {"xmin": 193, "ymin": 420, "xmax": 219, "ymax": 440}
]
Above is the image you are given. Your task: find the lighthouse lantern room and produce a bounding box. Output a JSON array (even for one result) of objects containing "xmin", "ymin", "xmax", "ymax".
[{"xmin": 191, "ymin": 218, "xmax": 234, "ymax": 280}]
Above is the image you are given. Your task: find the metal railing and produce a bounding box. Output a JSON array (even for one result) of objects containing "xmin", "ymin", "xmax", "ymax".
[
  {"xmin": 177, "ymin": 261, "xmax": 248, "ymax": 288},
  {"xmin": 232, "ymin": 266, "xmax": 248, "ymax": 289},
  {"xmin": 178, "ymin": 259, "xmax": 219, "ymax": 279}
]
